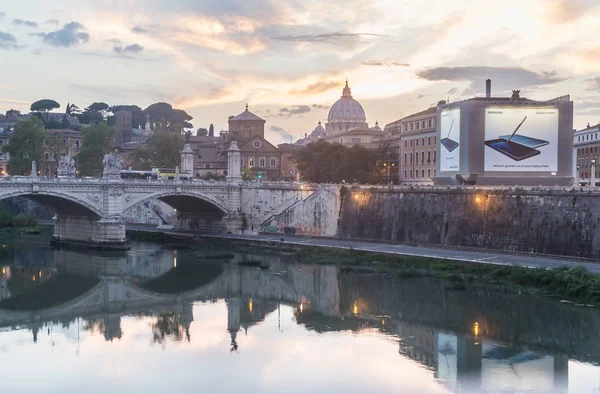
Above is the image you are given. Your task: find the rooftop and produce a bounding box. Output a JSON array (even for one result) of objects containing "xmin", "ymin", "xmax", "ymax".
[{"xmin": 230, "ymin": 105, "xmax": 265, "ymax": 122}]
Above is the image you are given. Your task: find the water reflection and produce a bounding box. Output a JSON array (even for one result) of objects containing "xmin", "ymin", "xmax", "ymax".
[{"xmin": 0, "ymin": 238, "xmax": 599, "ymax": 393}]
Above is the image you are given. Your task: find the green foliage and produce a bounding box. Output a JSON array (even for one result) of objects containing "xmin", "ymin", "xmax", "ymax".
[
  {"xmin": 145, "ymin": 102, "xmax": 193, "ymax": 130},
  {"xmin": 128, "ymin": 128, "xmax": 183, "ymax": 170},
  {"xmin": 77, "ymin": 102, "xmax": 110, "ymax": 124},
  {"xmin": 2, "ymin": 117, "xmax": 47, "ymax": 175},
  {"xmin": 0, "ymin": 210, "xmax": 37, "ymax": 227},
  {"xmin": 43, "ymin": 133, "xmax": 71, "ymax": 176},
  {"xmin": 75, "ymin": 123, "xmax": 116, "ymax": 176},
  {"xmin": 197, "ymin": 128, "xmax": 208, "ymax": 136},
  {"xmin": 209, "ymin": 124, "xmax": 214, "ymax": 137},
  {"xmin": 30, "ymin": 99, "xmax": 60, "ymax": 113},
  {"xmin": 296, "ymin": 140, "xmax": 380, "ymax": 183}
]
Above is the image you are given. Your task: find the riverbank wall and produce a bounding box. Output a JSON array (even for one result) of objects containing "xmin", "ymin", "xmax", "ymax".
[
  {"xmin": 255, "ymin": 185, "xmax": 600, "ymax": 260},
  {"xmin": 337, "ymin": 186, "xmax": 600, "ymax": 260}
]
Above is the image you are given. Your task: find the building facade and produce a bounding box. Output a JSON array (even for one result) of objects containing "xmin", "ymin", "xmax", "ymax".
[
  {"xmin": 386, "ymin": 106, "xmax": 438, "ymax": 185},
  {"xmin": 573, "ymin": 123, "xmax": 600, "ymax": 185}
]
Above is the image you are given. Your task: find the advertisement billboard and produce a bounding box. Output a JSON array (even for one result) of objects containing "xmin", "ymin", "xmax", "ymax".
[
  {"xmin": 484, "ymin": 107, "xmax": 558, "ymax": 172},
  {"xmin": 440, "ymin": 108, "xmax": 461, "ymax": 172}
]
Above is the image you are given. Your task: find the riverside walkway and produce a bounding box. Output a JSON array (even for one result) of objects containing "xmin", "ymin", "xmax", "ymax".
[{"xmin": 125, "ymin": 224, "xmax": 600, "ymax": 274}]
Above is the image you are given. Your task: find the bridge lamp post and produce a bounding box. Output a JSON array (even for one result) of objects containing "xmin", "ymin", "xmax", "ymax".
[{"xmin": 576, "ymin": 165, "xmax": 580, "ymax": 185}]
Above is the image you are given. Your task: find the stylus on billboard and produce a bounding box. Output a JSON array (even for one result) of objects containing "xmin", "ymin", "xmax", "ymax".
[
  {"xmin": 447, "ymin": 119, "xmax": 454, "ymax": 139},
  {"xmin": 507, "ymin": 116, "xmax": 527, "ymax": 142}
]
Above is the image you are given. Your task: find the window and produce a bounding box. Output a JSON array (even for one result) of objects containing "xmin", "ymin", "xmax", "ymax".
[
  {"xmin": 578, "ymin": 136, "xmax": 581, "ymax": 142},
  {"xmin": 240, "ymin": 157, "xmax": 244, "ymax": 167},
  {"xmin": 404, "ymin": 140, "xmax": 407, "ymax": 148},
  {"xmin": 404, "ymin": 169, "xmax": 407, "ymax": 178},
  {"xmin": 422, "ymin": 120, "xmax": 426, "ymax": 129},
  {"xmin": 270, "ymin": 157, "xmax": 276, "ymax": 167},
  {"xmin": 428, "ymin": 169, "xmax": 431, "ymax": 177},
  {"xmin": 422, "ymin": 169, "xmax": 425, "ymax": 178},
  {"xmin": 410, "ymin": 153, "xmax": 413, "ymax": 164},
  {"xmin": 427, "ymin": 151, "xmax": 431, "ymax": 162},
  {"xmin": 75, "ymin": 140, "xmax": 80, "ymax": 148},
  {"xmin": 433, "ymin": 151, "xmax": 436, "ymax": 162},
  {"xmin": 434, "ymin": 169, "xmax": 436, "ymax": 176},
  {"xmin": 248, "ymin": 157, "xmax": 255, "ymax": 167},
  {"xmin": 416, "ymin": 139, "xmax": 419, "ymax": 147},
  {"xmin": 205, "ymin": 164, "xmax": 211, "ymax": 169},
  {"xmin": 428, "ymin": 137, "xmax": 431, "ymax": 145},
  {"xmin": 0, "ymin": 153, "xmax": 4, "ymax": 161},
  {"xmin": 410, "ymin": 123, "xmax": 414, "ymax": 131},
  {"xmin": 421, "ymin": 151, "xmax": 424, "ymax": 164},
  {"xmin": 404, "ymin": 153, "xmax": 407, "ymax": 164},
  {"xmin": 416, "ymin": 122, "xmax": 420, "ymax": 130},
  {"xmin": 259, "ymin": 157, "xmax": 266, "ymax": 167},
  {"xmin": 410, "ymin": 140, "xmax": 412, "ymax": 147},
  {"xmin": 410, "ymin": 170, "xmax": 413, "ymax": 178},
  {"xmin": 422, "ymin": 138, "xmax": 425, "ymax": 145},
  {"xmin": 428, "ymin": 119, "xmax": 432, "ymax": 128},
  {"xmin": 351, "ymin": 138, "xmax": 361, "ymax": 143},
  {"xmin": 404, "ymin": 124, "xmax": 408, "ymax": 132}
]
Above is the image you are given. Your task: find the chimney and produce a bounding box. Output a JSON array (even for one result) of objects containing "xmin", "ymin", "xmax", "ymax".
[{"xmin": 486, "ymin": 79, "xmax": 491, "ymax": 98}]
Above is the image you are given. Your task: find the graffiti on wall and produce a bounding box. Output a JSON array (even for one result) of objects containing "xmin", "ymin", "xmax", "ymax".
[{"xmin": 260, "ymin": 223, "xmax": 325, "ymax": 236}]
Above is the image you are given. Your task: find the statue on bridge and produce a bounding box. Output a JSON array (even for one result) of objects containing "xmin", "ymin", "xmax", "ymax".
[
  {"xmin": 102, "ymin": 153, "xmax": 124, "ymax": 180},
  {"xmin": 57, "ymin": 155, "xmax": 76, "ymax": 178}
]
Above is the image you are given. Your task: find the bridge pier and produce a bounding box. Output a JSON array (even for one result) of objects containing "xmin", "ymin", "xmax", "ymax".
[{"xmin": 52, "ymin": 215, "xmax": 129, "ymax": 250}]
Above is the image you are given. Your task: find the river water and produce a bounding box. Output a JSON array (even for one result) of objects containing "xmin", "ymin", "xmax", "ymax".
[{"xmin": 1, "ymin": 233, "xmax": 600, "ymax": 393}]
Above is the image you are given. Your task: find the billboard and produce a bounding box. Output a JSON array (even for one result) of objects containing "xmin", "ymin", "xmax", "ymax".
[
  {"xmin": 440, "ymin": 108, "xmax": 461, "ymax": 172},
  {"xmin": 484, "ymin": 107, "xmax": 558, "ymax": 172}
]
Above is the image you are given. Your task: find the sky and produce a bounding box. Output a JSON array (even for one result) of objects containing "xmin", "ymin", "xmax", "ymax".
[{"xmin": 1, "ymin": 0, "xmax": 600, "ymax": 144}]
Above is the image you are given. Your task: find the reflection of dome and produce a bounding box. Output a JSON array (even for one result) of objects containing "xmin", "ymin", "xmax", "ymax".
[
  {"xmin": 312, "ymin": 121, "xmax": 326, "ymax": 138},
  {"xmin": 373, "ymin": 121, "xmax": 382, "ymax": 132},
  {"xmin": 326, "ymin": 81, "xmax": 369, "ymax": 135}
]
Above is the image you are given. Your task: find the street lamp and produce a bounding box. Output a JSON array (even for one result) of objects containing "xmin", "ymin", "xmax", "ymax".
[
  {"xmin": 591, "ymin": 159, "xmax": 596, "ymax": 188},
  {"xmin": 576, "ymin": 165, "xmax": 580, "ymax": 185},
  {"xmin": 383, "ymin": 162, "xmax": 395, "ymax": 184}
]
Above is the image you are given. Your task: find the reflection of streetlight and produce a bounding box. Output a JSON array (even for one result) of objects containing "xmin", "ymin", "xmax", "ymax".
[
  {"xmin": 352, "ymin": 300, "xmax": 358, "ymax": 316},
  {"xmin": 591, "ymin": 159, "xmax": 596, "ymax": 188},
  {"xmin": 249, "ymin": 299, "xmax": 253, "ymax": 313}
]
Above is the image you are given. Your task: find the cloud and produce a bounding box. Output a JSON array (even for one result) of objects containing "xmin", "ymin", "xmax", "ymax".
[
  {"xmin": 546, "ymin": 0, "xmax": 596, "ymax": 24},
  {"xmin": 312, "ymin": 104, "xmax": 328, "ymax": 110},
  {"xmin": 0, "ymin": 12, "xmax": 5, "ymax": 20},
  {"xmin": 416, "ymin": 66, "xmax": 564, "ymax": 94},
  {"xmin": 585, "ymin": 77, "xmax": 600, "ymax": 92},
  {"xmin": 37, "ymin": 21, "xmax": 89, "ymax": 47},
  {"xmin": 269, "ymin": 125, "xmax": 294, "ymax": 141},
  {"xmin": 446, "ymin": 87, "xmax": 459, "ymax": 96},
  {"xmin": 32, "ymin": 48, "xmax": 42, "ymax": 55},
  {"xmin": 114, "ymin": 43, "xmax": 144, "ymax": 55},
  {"xmin": 131, "ymin": 26, "xmax": 147, "ymax": 34},
  {"xmin": 272, "ymin": 32, "xmax": 383, "ymax": 46},
  {"xmin": 361, "ymin": 60, "xmax": 409, "ymax": 67},
  {"xmin": 416, "ymin": 94, "xmax": 428, "ymax": 99},
  {"xmin": 278, "ymin": 105, "xmax": 311, "ymax": 118},
  {"xmin": 0, "ymin": 31, "xmax": 24, "ymax": 50},
  {"xmin": 291, "ymin": 81, "xmax": 339, "ymax": 95},
  {"xmin": 12, "ymin": 19, "xmax": 38, "ymax": 28},
  {"xmin": 45, "ymin": 19, "xmax": 59, "ymax": 25}
]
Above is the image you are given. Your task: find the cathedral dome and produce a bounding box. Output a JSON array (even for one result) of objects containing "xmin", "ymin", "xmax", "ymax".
[
  {"xmin": 373, "ymin": 121, "xmax": 382, "ymax": 132},
  {"xmin": 327, "ymin": 81, "xmax": 366, "ymax": 124},
  {"xmin": 312, "ymin": 121, "xmax": 326, "ymax": 138}
]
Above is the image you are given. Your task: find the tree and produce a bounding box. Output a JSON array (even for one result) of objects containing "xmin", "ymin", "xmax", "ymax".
[
  {"xmin": 42, "ymin": 133, "xmax": 71, "ymax": 177},
  {"xmin": 144, "ymin": 102, "xmax": 193, "ymax": 131},
  {"xmin": 2, "ymin": 117, "xmax": 47, "ymax": 175},
  {"xmin": 209, "ymin": 124, "xmax": 214, "ymax": 137},
  {"xmin": 197, "ymin": 128, "xmax": 208, "ymax": 137},
  {"xmin": 296, "ymin": 140, "xmax": 379, "ymax": 184},
  {"xmin": 75, "ymin": 123, "xmax": 116, "ymax": 176},
  {"xmin": 30, "ymin": 99, "xmax": 60, "ymax": 116},
  {"xmin": 77, "ymin": 102, "xmax": 110, "ymax": 124},
  {"xmin": 127, "ymin": 127, "xmax": 183, "ymax": 170}
]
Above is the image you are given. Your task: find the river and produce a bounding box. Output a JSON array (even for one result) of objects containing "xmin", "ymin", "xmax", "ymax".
[{"xmin": 0, "ymin": 232, "xmax": 599, "ymax": 393}]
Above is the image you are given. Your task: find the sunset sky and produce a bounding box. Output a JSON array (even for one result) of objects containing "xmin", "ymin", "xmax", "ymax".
[{"xmin": 1, "ymin": 0, "xmax": 599, "ymax": 144}]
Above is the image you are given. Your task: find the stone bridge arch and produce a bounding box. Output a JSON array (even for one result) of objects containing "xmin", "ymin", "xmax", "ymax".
[{"xmin": 0, "ymin": 189, "xmax": 102, "ymax": 218}]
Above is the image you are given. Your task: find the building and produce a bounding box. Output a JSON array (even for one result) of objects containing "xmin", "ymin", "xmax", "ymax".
[
  {"xmin": 277, "ymin": 143, "xmax": 302, "ymax": 181},
  {"xmin": 189, "ymin": 105, "xmax": 283, "ymax": 180},
  {"xmin": 296, "ymin": 81, "xmax": 384, "ymax": 149},
  {"xmin": 41, "ymin": 129, "xmax": 84, "ymax": 176},
  {"xmin": 113, "ymin": 110, "xmax": 153, "ymax": 167},
  {"xmin": 386, "ymin": 106, "xmax": 439, "ymax": 184},
  {"xmin": 573, "ymin": 123, "xmax": 600, "ymax": 185},
  {"xmin": 435, "ymin": 80, "xmax": 574, "ymax": 186}
]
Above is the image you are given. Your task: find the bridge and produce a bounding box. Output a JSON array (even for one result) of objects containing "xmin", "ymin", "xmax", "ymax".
[{"xmin": 0, "ymin": 142, "xmax": 327, "ymax": 249}]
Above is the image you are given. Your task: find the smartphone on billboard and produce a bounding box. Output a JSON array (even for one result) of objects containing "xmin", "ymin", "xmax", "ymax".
[
  {"xmin": 497, "ymin": 134, "xmax": 549, "ymax": 148},
  {"xmin": 441, "ymin": 119, "xmax": 459, "ymax": 152},
  {"xmin": 484, "ymin": 139, "xmax": 541, "ymax": 161}
]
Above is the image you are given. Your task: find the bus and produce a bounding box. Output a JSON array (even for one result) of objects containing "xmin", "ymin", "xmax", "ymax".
[{"xmin": 120, "ymin": 170, "xmax": 157, "ymax": 180}]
